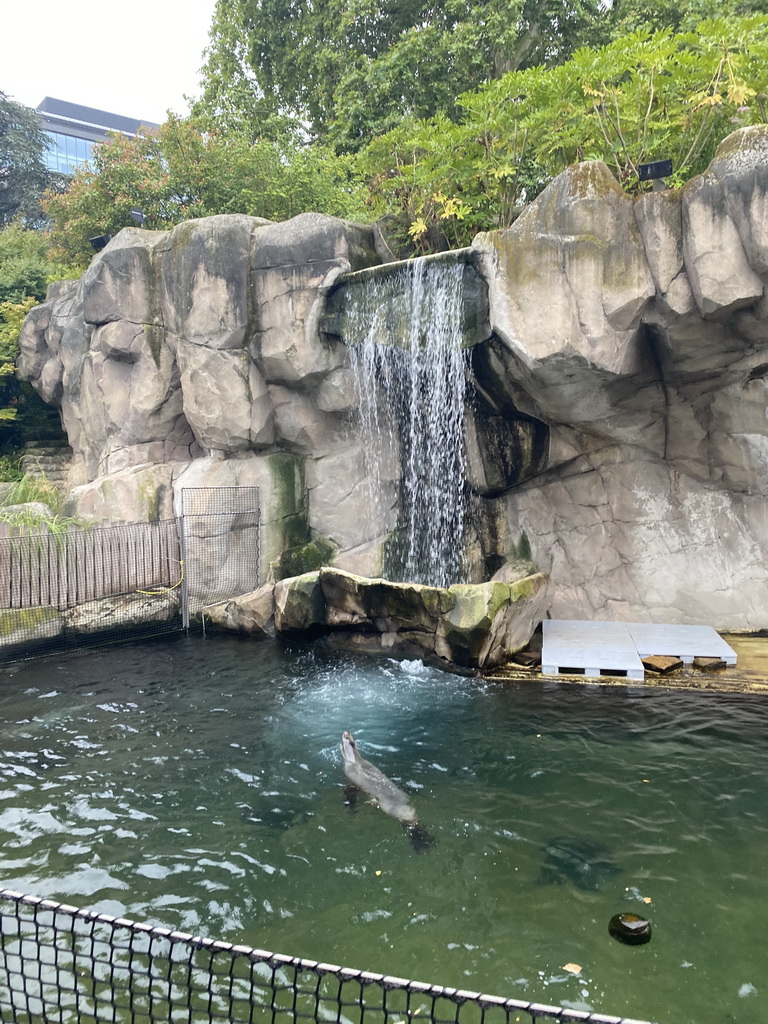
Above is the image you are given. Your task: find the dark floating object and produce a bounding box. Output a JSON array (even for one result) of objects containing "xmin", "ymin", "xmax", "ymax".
[{"xmin": 609, "ymin": 913, "xmax": 652, "ymax": 945}]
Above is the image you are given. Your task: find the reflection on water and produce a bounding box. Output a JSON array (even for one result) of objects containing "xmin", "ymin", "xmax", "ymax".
[{"xmin": 1, "ymin": 634, "xmax": 767, "ymax": 1024}]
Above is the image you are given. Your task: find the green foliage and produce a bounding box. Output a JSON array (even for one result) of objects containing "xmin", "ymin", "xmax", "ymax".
[
  {"xmin": 359, "ymin": 16, "xmax": 768, "ymax": 251},
  {"xmin": 0, "ymin": 473, "xmax": 61, "ymax": 511},
  {"xmin": 196, "ymin": 0, "xmax": 604, "ymax": 150},
  {"xmin": 0, "ymin": 475, "xmax": 87, "ymax": 531},
  {"xmin": 0, "ymin": 224, "xmax": 74, "ymax": 451},
  {"xmin": 509, "ymin": 16, "xmax": 768, "ymax": 186},
  {"xmin": 1, "ymin": 295, "xmax": 38, "ymax": 443},
  {"xmin": 0, "ymin": 223, "xmax": 70, "ymax": 303},
  {"xmin": 0, "ymin": 92, "xmax": 65, "ymax": 226},
  {"xmin": 601, "ymin": 0, "xmax": 768, "ymax": 37},
  {"xmin": 42, "ymin": 115, "xmax": 365, "ymax": 268},
  {"xmin": 0, "ymin": 452, "xmax": 22, "ymax": 481}
]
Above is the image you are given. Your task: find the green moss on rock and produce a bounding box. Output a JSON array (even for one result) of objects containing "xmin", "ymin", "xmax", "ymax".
[
  {"xmin": 275, "ymin": 535, "xmax": 337, "ymax": 581},
  {"xmin": 0, "ymin": 606, "xmax": 61, "ymax": 642}
]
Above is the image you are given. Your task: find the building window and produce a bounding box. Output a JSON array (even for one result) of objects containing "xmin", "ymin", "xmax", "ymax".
[{"xmin": 43, "ymin": 131, "xmax": 96, "ymax": 175}]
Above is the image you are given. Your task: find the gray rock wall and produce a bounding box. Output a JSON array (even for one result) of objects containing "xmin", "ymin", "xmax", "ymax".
[
  {"xmin": 18, "ymin": 213, "xmax": 390, "ymax": 575},
  {"xmin": 17, "ymin": 126, "xmax": 768, "ymax": 627},
  {"xmin": 472, "ymin": 126, "xmax": 768, "ymax": 627}
]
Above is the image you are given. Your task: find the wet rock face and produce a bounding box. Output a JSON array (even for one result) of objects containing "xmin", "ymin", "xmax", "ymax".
[
  {"xmin": 16, "ymin": 126, "xmax": 768, "ymax": 628},
  {"xmin": 472, "ymin": 126, "xmax": 768, "ymax": 628}
]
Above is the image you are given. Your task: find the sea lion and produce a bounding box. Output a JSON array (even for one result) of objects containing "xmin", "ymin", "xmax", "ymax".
[{"xmin": 340, "ymin": 731, "xmax": 433, "ymax": 851}]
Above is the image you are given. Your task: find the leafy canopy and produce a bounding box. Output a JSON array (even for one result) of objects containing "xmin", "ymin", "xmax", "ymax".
[
  {"xmin": 359, "ymin": 16, "xmax": 768, "ymax": 251},
  {"xmin": 0, "ymin": 91, "xmax": 65, "ymax": 226},
  {"xmin": 0, "ymin": 225, "xmax": 77, "ymax": 449},
  {"xmin": 195, "ymin": 0, "xmax": 604, "ymax": 150},
  {"xmin": 42, "ymin": 115, "xmax": 366, "ymax": 268}
]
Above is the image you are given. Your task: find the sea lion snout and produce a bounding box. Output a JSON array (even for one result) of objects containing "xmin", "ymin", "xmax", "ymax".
[{"xmin": 340, "ymin": 730, "xmax": 358, "ymax": 764}]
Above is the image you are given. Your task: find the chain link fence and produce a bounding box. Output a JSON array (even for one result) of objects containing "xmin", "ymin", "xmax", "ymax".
[
  {"xmin": 179, "ymin": 487, "xmax": 260, "ymax": 628},
  {"xmin": 0, "ymin": 890, "xmax": 657, "ymax": 1024}
]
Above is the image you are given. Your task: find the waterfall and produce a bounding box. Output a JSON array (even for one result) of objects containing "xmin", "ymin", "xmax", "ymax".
[{"xmin": 348, "ymin": 257, "xmax": 470, "ymax": 588}]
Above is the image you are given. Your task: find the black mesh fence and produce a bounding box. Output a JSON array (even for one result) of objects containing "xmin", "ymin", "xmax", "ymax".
[
  {"xmin": 0, "ymin": 488, "xmax": 261, "ymax": 663},
  {"xmin": 180, "ymin": 487, "xmax": 261, "ymax": 628},
  {"xmin": 0, "ymin": 890, "xmax": 657, "ymax": 1024}
]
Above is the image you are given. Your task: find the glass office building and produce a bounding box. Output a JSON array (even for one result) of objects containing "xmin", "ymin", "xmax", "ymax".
[
  {"xmin": 37, "ymin": 98, "xmax": 159, "ymax": 175},
  {"xmin": 43, "ymin": 130, "xmax": 96, "ymax": 175}
]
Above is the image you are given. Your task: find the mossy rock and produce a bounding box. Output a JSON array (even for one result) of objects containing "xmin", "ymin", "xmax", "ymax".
[
  {"xmin": 274, "ymin": 571, "xmax": 325, "ymax": 636},
  {"xmin": 0, "ymin": 606, "xmax": 62, "ymax": 646},
  {"xmin": 319, "ymin": 568, "xmax": 453, "ymax": 631},
  {"xmin": 274, "ymin": 536, "xmax": 337, "ymax": 581}
]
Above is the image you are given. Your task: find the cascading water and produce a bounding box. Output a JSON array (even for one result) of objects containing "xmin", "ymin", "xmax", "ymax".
[{"xmin": 348, "ymin": 257, "xmax": 470, "ymax": 588}]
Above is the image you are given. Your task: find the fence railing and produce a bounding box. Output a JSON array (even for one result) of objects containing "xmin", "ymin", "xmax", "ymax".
[
  {"xmin": 0, "ymin": 487, "xmax": 261, "ymax": 662},
  {"xmin": 0, "ymin": 890, "xmax": 657, "ymax": 1024},
  {"xmin": 0, "ymin": 519, "xmax": 182, "ymax": 611}
]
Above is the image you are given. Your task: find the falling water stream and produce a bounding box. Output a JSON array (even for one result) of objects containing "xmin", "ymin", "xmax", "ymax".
[{"xmin": 347, "ymin": 258, "xmax": 470, "ymax": 587}]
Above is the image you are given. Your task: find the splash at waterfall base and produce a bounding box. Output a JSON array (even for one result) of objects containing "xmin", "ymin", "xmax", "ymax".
[{"xmin": 16, "ymin": 125, "xmax": 768, "ymax": 660}]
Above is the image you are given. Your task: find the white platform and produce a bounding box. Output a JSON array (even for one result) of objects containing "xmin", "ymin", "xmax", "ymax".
[
  {"xmin": 625, "ymin": 623, "xmax": 737, "ymax": 665},
  {"xmin": 541, "ymin": 620, "xmax": 737, "ymax": 680}
]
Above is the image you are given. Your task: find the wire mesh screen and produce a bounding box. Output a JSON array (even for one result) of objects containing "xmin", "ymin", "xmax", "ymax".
[
  {"xmin": 0, "ymin": 891, "xmax": 657, "ymax": 1024},
  {"xmin": 0, "ymin": 519, "xmax": 183, "ymax": 663},
  {"xmin": 180, "ymin": 487, "xmax": 260, "ymax": 625}
]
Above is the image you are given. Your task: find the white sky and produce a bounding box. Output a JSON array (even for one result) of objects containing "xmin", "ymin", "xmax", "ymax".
[{"xmin": 2, "ymin": 0, "xmax": 219, "ymax": 125}]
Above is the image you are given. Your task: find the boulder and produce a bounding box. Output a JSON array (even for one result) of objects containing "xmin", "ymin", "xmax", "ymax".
[
  {"xmin": 274, "ymin": 570, "xmax": 326, "ymax": 635},
  {"xmin": 65, "ymin": 463, "xmax": 176, "ymax": 523},
  {"xmin": 61, "ymin": 592, "xmax": 179, "ymax": 632},
  {"xmin": 319, "ymin": 569, "xmax": 453, "ymax": 632},
  {"xmin": 173, "ymin": 341, "xmax": 274, "ymax": 453},
  {"xmin": 251, "ymin": 213, "xmax": 379, "ymax": 387},
  {"xmin": 0, "ymin": 607, "xmax": 62, "ymax": 649},
  {"xmin": 305, "ymin": 444, "xmax": 398, "ymax": 551},
  {"xmin": 205, "ymin": 583, "xmax": 276, "ymax": 637},
  {"xmin": 269, "ymin": 566, "xmax": 548, "ymax": 670},
  {"xmin": 0, "ymin": 502, "xmax": 54, "ymax": 520},
  {"xmin": 82, "ymin": 228, "xmax": 166, "ymax": 326},
  {"xmin": 160, "ymin": 215, "xmax": 268, "ymax": 343},
  {"xmin": 437, "ymin": 574, "xmax": 550, "ymax": 668},
  {"xmin": 682, "ymin": 171, "xmax": 763, "ymax": 319},
  {"xmin": 472, "ymin": 161, "xmax": 663, "ymax": 450},
  {"xmin": 16, "ymin": 213, "xmax": 380, "ymax": 481}
]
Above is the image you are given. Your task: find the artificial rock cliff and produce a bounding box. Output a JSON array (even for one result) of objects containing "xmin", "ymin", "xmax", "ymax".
[{"xmin": 18, "ymin": 125, "xmax": 768, "ymax": 629}]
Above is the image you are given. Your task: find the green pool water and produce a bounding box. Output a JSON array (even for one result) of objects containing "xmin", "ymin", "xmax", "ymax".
[{"xmin": 1, "ymin": 634, "xmax": 766, "ymax": 1024}]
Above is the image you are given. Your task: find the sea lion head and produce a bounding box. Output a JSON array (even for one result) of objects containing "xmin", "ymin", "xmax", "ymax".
[{"xmin": 341, "ymin": 731, "xmax": 358, "ymax": 764}]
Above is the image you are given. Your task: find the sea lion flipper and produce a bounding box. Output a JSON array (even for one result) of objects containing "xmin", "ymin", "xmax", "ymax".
[{"xmin": 406, "ymin": 821, "xmax": 435, "ymax": 853}]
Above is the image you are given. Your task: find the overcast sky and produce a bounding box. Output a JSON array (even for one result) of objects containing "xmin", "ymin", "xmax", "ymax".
[{"xmin": 2, "ymin": 0, "xmax": 218, "ymax": 125}]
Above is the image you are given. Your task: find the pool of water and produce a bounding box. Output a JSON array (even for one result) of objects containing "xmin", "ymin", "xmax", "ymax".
[{"xmin": 1, "ymin": 635, "xmax": 766, "ymax": 1024}]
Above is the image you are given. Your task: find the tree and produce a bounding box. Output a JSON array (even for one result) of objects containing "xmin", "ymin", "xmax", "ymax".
[
  {"xmin": 359, "ymin": 17, "xmax": 768, "ymax": 252},
  {"xmin": 601, "ymin": 0, "xmax": 768, "ymax": 37},
  {"xmin": 196, "ymin": 0, "xmax": 604, "ymax": 150},
  {"xmin": 0, "ymin": 223, "xmax": 64, "ymax": 303},
  {"xmin": 0, "ymin": 224, "xmax": 71, "ymax": 451},
  {"xmin": 0, "ymin": 91, "xmax": 64, "ymax": 226},
  {"xmin": 42, "ymin": 115, "xmax": 365, "ymax": 268}
]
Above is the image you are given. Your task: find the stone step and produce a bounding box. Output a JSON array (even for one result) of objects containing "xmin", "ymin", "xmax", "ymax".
[{"xmin": 19, "ymin": 446, "xmax": 73, "ymax": 485}]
